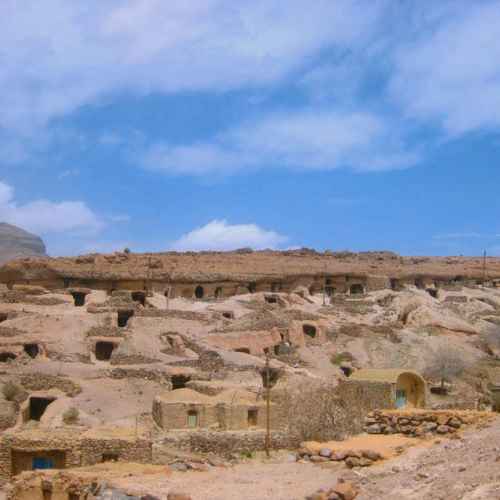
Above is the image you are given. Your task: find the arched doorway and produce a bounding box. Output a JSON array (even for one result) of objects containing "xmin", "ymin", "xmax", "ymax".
[{"xmin": 395, "ymin": 372, "xmax": 426, "ymax": 408}]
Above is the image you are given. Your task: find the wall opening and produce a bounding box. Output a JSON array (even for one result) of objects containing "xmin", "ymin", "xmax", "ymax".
[
  {"xmin": 234, "ymin": 347, "xmax": 251, "ymax": 354},
  {"xmin": 0, "ymin": 313, "xmax": 8, "ymax": 323},
  {"xmin": 187, "ymin": 410, "xmax": 199, "ymax": 428},
  {"xmin": 390, "ymin": 279, "xmax": 400, "ymax": 291},
  {"xmin": 247, "ymin": 408, "xmax": 258, "ymax": 427},
  {"xmin": 222, "ymin": 311, "xmax": 234, "ymax": 320},
  {"xmin": 273, "ymin": 344, "xmax": 281, "ymax": 355},
  {"xmin": 12, "ymin": 450, "xmax": 66, "ymax": 476},
  {"xmin": 248, "ymin": 283, "xmax": 257, "ymax": 294},
  {"xmin": 24, "ymin": 343, "xmax": 40, "ymax": 359},
  {"xmin": 340, "ymin": 365, "xmax": 353, "ymax": 377},
  {"xmin": 194, "ymin": 286, "xmax": 204, "ymax": 299},
  {"xmin": 426, "ymin": 288, "xmax": 438, "ymax": 299},
  {"xmin": 265, "ymin": 295, "xmax": 278, "ymax": 304},
  {"xmin": 325, "ymin": 286, "xmax": 335, "ymax": 297},
  {"xmin": 102, "ymin": 453, "xmax": 119, "ymax": 462},
  {"xmin": 271, "ymin": 282, "xmax": 281, "ymax": 292},
  {"xmin": 131, "ymin": 291, "xmax": 146, "ymax": 306},
  {"xmin": 350, "ymin": 284, "xmax": 365, "ymax": 295},
  {"xmin": 95, "ymin": 341, "xmax": 116, "ymax": 361},
  {"xmin": 171, "ymin": 375, "xmax": 191, "ymax": 390},
  {"xmin": 415, "ymin": 278, "xmax": 425, "ymax": 290},
  {"xmin": 303, "ymin": 324, "xmax": 317, "ymax": 338},
  {"xmin": 0, "ymin": 352, "xmax": 16, "ymax": 362},
  {"xmin": 71, "ymin": 292, "xmax": 87, "ymax": 307},
  {"xmin": 29, "ymin": 397, "xmax": 56, "ymax": 421},
  {"xmin": 117, "ymin": 309, "xmax": 134, "ymax": 327},
  {"xmin": 214, "ymin": 287, "xmax": 223, "ymax": 299}
]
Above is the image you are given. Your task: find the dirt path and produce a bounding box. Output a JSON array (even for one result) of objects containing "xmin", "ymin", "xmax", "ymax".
[
  {"xmin": 114, "ymin": 460, "xmax": 343, "ymax": 500},
  {"xmin": 354, "ymin": 418, "xmax": 500, "ymax": 500}
]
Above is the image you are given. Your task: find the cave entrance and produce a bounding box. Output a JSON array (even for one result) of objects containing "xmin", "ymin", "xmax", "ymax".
[
  {"xmin": 234, "ymin": 348, "xmax": 251, "ymax": 354},
  {"xmin": 29, "ymin": 397, "xmax": 56, "ymax": 421},
  {"xmin": 71, "ymin": 292, "xmax": 87, "ymax": 307},
  {"xmin": 131, "ymin": 291, "xmax": 146, "ymax": 306},
  {"xmin": 194, "ymin": 286, "xmax": 204, "ymax": 300},
  {"xmin": 117, "ymin": 310, "xmax": 134, "ymax": 328},
  {"xmin": 390, "ymin": 279, "xmax": 400, "ymax": 291},
  {"xmin": 426, "ymin": 288, "xmax": 438, "ymax": 299},
  {"xmin": 415, "ymin": 278, "xmax": 425, "ymax": 290},
  {"xmin": 95, "ymin": 341, "xmax": 116, "ymax": 361},
  {"xmin": 222, "ymin": 311, "xmax": 234, "ymax": 320},
  {"xmin": 303, "ymin": 324, "xmax": 317, "ymax": 339},
  {"xmin": 248, "ymin": 283, "xmax": 257, "ymax": 294},
  {"xmin": 0, "ymin": 313, "xmax": 8, "ymax": 323},
  {"xmin": 265, "ymin": 295, "xmax": 278, "ymax": 304},
  {"xmin": 24, "ymin": 343, "xmax": 40, "ymax": 359},
  {"xmin": 247, "ymin": 408, "xmax": 259, "ymax": 427},
  {"xmin": 102, "ymin": 453, "xmax": 119, "ymax": 463},
  {"xmin": 349, "ymin": 284, "xmax": 365, "ymax": 295},
  {"xmin": 171, "ymin": 375, "xmax": 191, "ymax": 390},
  {"xmin": 0, "ymin": 352, "xmax": 16, "ymax": 362}
]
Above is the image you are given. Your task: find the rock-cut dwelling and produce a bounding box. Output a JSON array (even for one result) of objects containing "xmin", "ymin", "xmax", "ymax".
[
  {"xmin": 152, "ymin": 388, "xmax": 281, "ymax": 431},
  {"xmin": 348, "ymin": 369, "xmax": 426, "ymax": 409}
]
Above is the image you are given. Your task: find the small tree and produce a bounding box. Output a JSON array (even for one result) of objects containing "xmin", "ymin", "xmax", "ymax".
[{"xmin": 424, "ymin": 345, "xmax": 467, "ymax": 390}]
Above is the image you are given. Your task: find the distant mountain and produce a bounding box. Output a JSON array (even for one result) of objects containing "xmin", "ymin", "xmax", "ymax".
[{"xmin": 0, "ymin": 223, "xmax": 47, "ymax": 264}]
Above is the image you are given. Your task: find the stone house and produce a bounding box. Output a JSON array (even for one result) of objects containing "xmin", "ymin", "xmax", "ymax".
[
  {"xmin": 0, "ymin": 427, "xmax": 152, "ymax": 486},
  {"xmin": 153, "ymin": 388, "xmax": 279, "ymax": 431},
  {"xmin": 347, "ymin": 369, "xmax": 426, "ymax": 409}
]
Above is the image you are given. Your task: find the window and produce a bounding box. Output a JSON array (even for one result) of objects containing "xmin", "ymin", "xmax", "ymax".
[
  {"xmin": 248, "ymin": 408, "xmax": 258, "ymax": 426},
  {"xmin": 187, "ymin": 410, "xmax": 198, "ymax": 428}
]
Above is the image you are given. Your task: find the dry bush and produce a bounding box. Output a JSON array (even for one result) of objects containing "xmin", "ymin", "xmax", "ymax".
[
  {"xmin": 424, "ymin": 345, "xmax": 468, "ymax": 389},
  {"xmin": 2, "ymin": 381, "xmax": 22, "ymax": 401},
  {"xmin": 281, "ymin": 381, "xmax": 350, "ymax": 441},
  {"xmin": 62, "ymin": 407, "xmax": 79, "ymax": 425}
]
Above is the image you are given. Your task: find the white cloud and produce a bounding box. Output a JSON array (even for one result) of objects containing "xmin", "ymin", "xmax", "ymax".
[
  {"xmin": 0, "ymin": 181, "xmax": 103, "ymax": 235},
  {"xmin": 170, "ymin": 219, "xmax": 288, "ymax": 251},
  {"xmin": 140, "ymin": 110, "xmax": 419, "ymax": 175},
  {"xmin": 390, "ymin": 2, "xmax": 500, "ymax": 135},
  {"xmin": 0, "ymin": 0, "xmax": 383, "ymax": 134}
]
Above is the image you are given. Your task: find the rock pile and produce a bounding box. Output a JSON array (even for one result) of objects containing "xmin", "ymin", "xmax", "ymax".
[
  {"xmin": 364, "ymin": 409, "xmax": 490, "ymax": 437},
  {"xmin": 306, "ymin": 479, "xmax": 358, "ymax": 500},
  {"xmin": 297, "ymin": 446, "xmax": 383, "ymax": 468}
]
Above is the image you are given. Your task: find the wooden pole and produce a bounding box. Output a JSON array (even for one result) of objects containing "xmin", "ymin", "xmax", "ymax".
[
  {"xmin": 483, "ymin": 250, "xmax": 487, "ymax": 283},
  {"xmin": 265, "ymin": 353, "xmax": 271, "ymax": 458}
]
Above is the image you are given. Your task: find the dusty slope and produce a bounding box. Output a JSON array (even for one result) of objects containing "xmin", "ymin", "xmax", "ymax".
[{"xmin": 1, "ymin": 249, "xmax": 500, "ymax": 281}]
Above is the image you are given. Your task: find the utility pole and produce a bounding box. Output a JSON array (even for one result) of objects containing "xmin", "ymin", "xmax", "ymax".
[
  {"xmin": 265, "ymin": 353, "xmax": 271, "ymax": 458},
  {"xmin": 483, "ymin": 250, "xmax": 487, "ymax": 283}
]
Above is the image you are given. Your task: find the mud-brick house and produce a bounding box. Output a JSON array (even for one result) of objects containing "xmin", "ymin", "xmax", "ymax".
[
  {"xmin": 0, "ymin": 427, "xmax": 152, "ymax": 486},
  {"xmin": 344, "ymin": 369, "xmax": 426, "ymax": 410},
  {"xmin": 153, "ymin": 388, "xmax": 280, "ymax": 431}
]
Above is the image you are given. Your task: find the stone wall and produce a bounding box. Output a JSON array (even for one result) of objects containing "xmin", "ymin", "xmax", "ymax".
[
  {"xmin": 155, "ymin": 430, "xmax": 298, "ymax": 458},
  {"xmin": 19, "ymin": 374, "xmax": 82, "ymax": 397},
  {"xmin": 333, "ymin": 380, "xmax": 395, "ymax": 435},
  {"xmin": 364, "ymin": 409, "xmax": 493, "ymax": 437}
]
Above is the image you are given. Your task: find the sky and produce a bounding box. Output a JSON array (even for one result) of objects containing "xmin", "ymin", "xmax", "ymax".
[{"xmin": 1, "ymin": 0, "xmax": 500, "ymax": 257}]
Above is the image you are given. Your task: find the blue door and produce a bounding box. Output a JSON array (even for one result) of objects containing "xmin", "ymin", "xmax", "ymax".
[
  {"xmin": 395, "ymin": 389, "xmax": 407, "ymax": 408},
  {"xmin": 33, "ymin": 457, "xmax": 54, "ymax": 470}
]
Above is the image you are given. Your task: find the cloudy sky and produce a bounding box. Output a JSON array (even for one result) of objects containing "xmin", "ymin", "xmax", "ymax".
[{"xmin": 1, "ymin": 0, "xmax": 499, "ymax": 256}]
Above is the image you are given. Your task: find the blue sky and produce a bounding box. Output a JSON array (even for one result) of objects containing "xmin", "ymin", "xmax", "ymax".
[{"xmin": 1, "ymin": 0, "xmax": 500, "ymax": 256}]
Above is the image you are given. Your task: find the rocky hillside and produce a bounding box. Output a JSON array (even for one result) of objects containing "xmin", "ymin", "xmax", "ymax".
[{"xmin": 0, "ymin": 223, "xmax": 46, "ymax": 264}]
